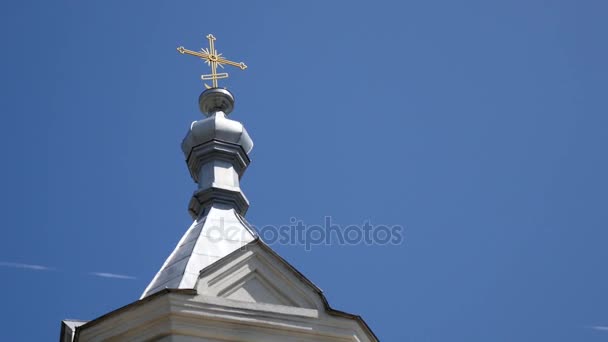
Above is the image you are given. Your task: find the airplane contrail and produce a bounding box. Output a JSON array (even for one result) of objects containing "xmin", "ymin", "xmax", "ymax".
[
  {"xmin": 89, "ymin": 272, "xmax": 136, "ymax": 280},
  {"xmin": 0, "ymin": 261, "xmax": 54, "ymax": 271}
]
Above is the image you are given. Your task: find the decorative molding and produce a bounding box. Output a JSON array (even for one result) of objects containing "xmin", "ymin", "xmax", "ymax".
[
  {"xmin": 185, "ymin": 139, "xmax": 250, "ymax": 184},
  {"xmin": 74, "ymin": 290, "xmax": 376, "ymax": 341},
  {"xmin": 188, "ymin": 186, "xmax": 249, "ymax": 218}
]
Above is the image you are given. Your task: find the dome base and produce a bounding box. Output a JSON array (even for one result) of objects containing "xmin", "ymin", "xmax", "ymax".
[{"xmin": 199, "ymin": 88, "xmax": 235, "ymax": 116}]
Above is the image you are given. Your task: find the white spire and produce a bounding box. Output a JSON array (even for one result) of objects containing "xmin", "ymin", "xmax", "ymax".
[{"xmin": 141, "ymin": 88, "xmax": 256, "ymax": 298}]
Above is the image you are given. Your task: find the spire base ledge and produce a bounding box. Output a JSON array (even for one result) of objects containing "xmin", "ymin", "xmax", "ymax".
[{"xmin": 189, "ymin": 186, "xmax": 250, "ymax": 219}]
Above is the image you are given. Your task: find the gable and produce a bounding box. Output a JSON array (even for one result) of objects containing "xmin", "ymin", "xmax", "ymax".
[
  {"xmin": 194, "ymin": 240, "xmax": 324, "ymax": 310},
  {"xmin": 221, "ymin": 270, "xmax": 297, "ymax": 306}
]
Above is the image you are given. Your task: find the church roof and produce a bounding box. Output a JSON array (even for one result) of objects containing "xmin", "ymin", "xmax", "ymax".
[
  {"xmin": 67, "ymin": 238, "xmax": 378, "ymax": 341},
  {"xmin": 140, "ymin": 205, "xmax": 257, "ymax": 298}
]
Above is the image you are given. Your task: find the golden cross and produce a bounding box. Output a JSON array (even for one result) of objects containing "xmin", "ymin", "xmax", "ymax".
[{"xmin": 177, "ymin": 34, "xmax": 247, "ymax": 89}]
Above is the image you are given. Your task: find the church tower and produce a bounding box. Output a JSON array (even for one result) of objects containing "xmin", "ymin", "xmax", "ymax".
[{"xmin": 60, "ymin": 35, "xmax": 377, "ymax": 342}]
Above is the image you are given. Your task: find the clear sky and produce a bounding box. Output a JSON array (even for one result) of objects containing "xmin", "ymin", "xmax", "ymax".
[{"xmin": 0, "ymin": 1, "xmax": 607, "ymax": 341}]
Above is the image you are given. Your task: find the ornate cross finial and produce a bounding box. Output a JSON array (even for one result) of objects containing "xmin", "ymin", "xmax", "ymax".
[{"xmin": 177, "ymin": 34, "xmax": 247, "ymax": 89}]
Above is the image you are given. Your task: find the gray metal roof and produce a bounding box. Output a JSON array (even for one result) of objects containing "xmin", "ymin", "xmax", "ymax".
[{"xmin": 141, "ymin": 205, "xmax": 256, "ymax": 298}]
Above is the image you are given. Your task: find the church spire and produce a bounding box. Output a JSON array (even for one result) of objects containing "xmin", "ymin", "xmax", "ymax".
[{"xmin": 141, "ymin": 37, "xmax": 255, "ymax": 298}]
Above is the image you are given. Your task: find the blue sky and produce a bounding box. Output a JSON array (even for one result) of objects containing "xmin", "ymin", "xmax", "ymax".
[{"xmin": 1, "ymin": 0, "xmax": 607, "ymax": 340}]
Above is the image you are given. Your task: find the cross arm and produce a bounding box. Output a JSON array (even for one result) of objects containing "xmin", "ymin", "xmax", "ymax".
[
  {"xmin": 217, "ymin": 57, "xmax": 247, "ymax": 70},
  {"xmin": 177, "ymin": 46, "xmax": 211, "ymax": 60}
]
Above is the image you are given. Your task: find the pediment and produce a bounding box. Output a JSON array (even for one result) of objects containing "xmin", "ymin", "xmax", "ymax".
[
  {"xmin": 221, "ymin": 270, "xmax": 299, "ymax": 306},
  {"xmin": 195, "ymin": 240, "xmax": 324, "ymax": 310}
]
